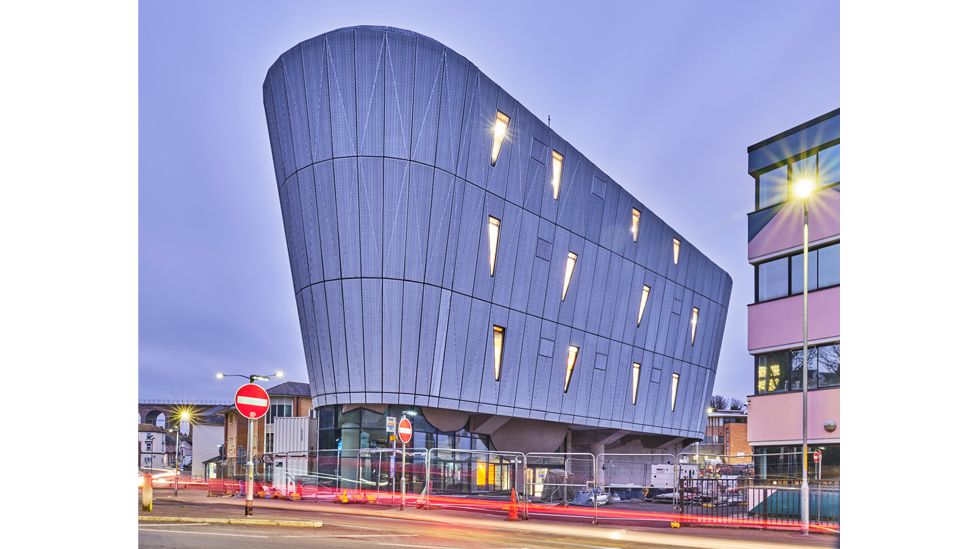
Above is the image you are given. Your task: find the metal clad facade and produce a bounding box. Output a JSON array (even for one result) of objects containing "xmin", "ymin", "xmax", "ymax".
[{"xmin": 264, "ymin": 26, "xmax": 732, "ymax": 439}]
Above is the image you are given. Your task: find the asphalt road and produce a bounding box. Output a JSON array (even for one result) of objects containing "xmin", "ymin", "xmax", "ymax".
[{"xmin": 139, "ymin": 496, "xmax": 838, "ymax": 549}]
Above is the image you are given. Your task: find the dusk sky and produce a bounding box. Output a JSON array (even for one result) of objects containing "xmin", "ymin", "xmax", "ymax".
[{"xmin": 139, "ymin": 0, "xmax": 839, "ymax": 403}]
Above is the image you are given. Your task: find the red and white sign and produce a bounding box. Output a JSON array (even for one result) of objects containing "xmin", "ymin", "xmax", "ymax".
[
  {"xmin": 813, "ymin": 449, "xmax": 823, "ymax": 464},
  {"xmin": 235, "ymin": 383, "xmax": 270, "ymax": 420},
  {"xmin": 397, "ymin": 417, "xmax": 413, "ymax": 444}
]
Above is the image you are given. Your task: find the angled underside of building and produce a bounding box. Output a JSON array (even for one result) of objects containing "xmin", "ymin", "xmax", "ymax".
[{"xmin": 263, "ymin": 26, "xmax": 732, "ymax": 455}]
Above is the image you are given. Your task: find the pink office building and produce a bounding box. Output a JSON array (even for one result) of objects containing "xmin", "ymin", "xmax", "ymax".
[{"xmin": 745, "ymin": 110, "xmax": 839, "ymax": 478}]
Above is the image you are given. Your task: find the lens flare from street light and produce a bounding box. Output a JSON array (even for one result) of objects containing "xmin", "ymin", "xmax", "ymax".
[
  {"xmin": 216, "ymin": 372, "xmax": 224, "ymax": 379},
  {"xmin": 794, "ymin": 178, "xmax": 814, "ymax": 199}
]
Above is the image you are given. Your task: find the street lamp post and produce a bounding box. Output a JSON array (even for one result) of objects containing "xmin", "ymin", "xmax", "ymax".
[
  {"xmin": 794, "ymin": 178, "xmax": 814, "ymax": 535},
  {"xmin": 217, "ymin": 370, "xmax": 283, "ymax": 516},
  {"xmin": 170, "ymin": 410, "xmax": 191, "ymax": 496}
]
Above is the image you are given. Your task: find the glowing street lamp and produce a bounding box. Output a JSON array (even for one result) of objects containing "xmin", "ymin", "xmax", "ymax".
[
  {"xmin": 170, "ymin": 408, "xmax": 194, "ymax": 496},
  {"xmin": 794, "ymin": 176, "xmax": 814, "ymax": 535}
]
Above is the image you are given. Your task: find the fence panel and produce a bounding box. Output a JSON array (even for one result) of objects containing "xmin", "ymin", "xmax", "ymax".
[{"xmin": 678, "ymin": 477, "xmax": 839, "ymax": 528}]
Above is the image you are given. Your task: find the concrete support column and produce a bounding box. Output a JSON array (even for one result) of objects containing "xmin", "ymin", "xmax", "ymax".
[{"xmin": 591, "ymin": 443, "xmax": 606, "ymax": 486}]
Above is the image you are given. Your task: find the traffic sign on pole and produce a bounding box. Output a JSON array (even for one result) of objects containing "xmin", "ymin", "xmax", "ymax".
[
  {"xmin": 235, "ymin": 384, "xmax": 270, "ymax": 419},
  {"xmin": 813, "ymin": 449, "xmax": 822, "ymax": 464},
  {"xmin": 386, "ymin": 416, "xmax": 396, "ymax": 433},
  {"xmin": 397, "ymin": 417, "xmax": 413, "ymax": 444}
]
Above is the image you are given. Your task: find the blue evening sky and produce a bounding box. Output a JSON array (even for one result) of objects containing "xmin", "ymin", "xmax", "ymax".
[{"xmin": 139, "ymin": 0, "xmax": 839, "ymax": 403}]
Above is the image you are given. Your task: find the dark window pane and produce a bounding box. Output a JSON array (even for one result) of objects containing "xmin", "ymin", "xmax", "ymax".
[
  {"xmin": 818, "ymin": 243, "xmax": 840, "ymax": 287},
  {"xmin": 758, "ymin": 166, "xmax": 788, "ymax": 209},
  {"xmin": 791, "ymin": 250, "xmax": 819, "ymax": 294},
  {"xmin": 818, "ymin": 144, "xmax": 840, "ymax": 186},
  {"xmin": 758, "ymin": 257, "xmax": 789, "ymax": 301},
  {"xmin": 791, "ymin": 347, "xmax": 819, "ymax": 390},
  {"xmin": 819, "ymin": 343, "xmax": 840, "ymax": 387}
]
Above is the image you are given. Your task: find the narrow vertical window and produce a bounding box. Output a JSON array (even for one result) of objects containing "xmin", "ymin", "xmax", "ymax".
[
  {"xmin": 672, "ymin": 238, "xmax": 681, "ymax": 264},
  {"xmin": 562, "ymin": 251, "xmax": 578, "ymax": 301},
  {"xmin": 631, "ymin": 363, "xmax": 641, "ymax": 405},
  {"xmin": 487, "ymin": 216, "xmax": 501, "ymax": 276},
  {"xmin": 631, "ymin": 208, "xmax": 641, "ymax": 242},
  {"xmin": 492, "ymin": 325, "xmax": 505, "ymax": 381},
  {"xmin": 551, "ymin": 150, "xmax": 564, "ymax": 199},
  {"xmin": 690, "ymin": 307, "xmax": 699, "ymax": 345},
  {"xmin": 490, "ymin": 111, "xmax": 510, "ymax": 166},
  {"xmin": 564, "ymin": 346, "xmax": 580, "ymax": 393},
  {"xmin": 637, "ymin": 285, "xmax": 651, "ymax": 326},
  {"xmin": 670, "ymin": 373, "xmax": 680, "ymax": 411}
]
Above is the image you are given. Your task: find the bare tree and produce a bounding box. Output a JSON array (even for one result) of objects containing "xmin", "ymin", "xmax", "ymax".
[
  {"xmin": 728, "ymin": 398, "xmax": 744, "ymax": 411},
  {"xmin": 709, "ymin": 395, "xmax": 728, "ymax": 410}
]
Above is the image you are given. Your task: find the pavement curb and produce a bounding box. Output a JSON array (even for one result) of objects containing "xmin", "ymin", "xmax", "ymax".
[{"xmin": 139, "ymin": 515, "xmax": 322, "ymax": 528}]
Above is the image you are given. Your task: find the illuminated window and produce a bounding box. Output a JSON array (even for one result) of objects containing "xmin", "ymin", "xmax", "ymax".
[
  {"xmin": 631, "ymin": 208, "xmax": 640, "ymax": 242},
  {"xmin": 672, "ymin": 238, "xmax": 681, "ymax": 264},
  {"xmin": 564, "ymin": 346, "xmax": 579, "ymax": 392},
  {"xmin": 637, "ymin": 285, "xmax": 651, "ymax": 326},
  {"xmin": 490, "ymin": 111, "xmax": 510, "ymax": 166},
  {"xmin": 551, "ymin": 150, "xmax": 564, "ymax": 199},
  {"xmin": 487, "ymin": 216, "xmax": 500, "ymax": 276},
  {"xmin": 561, "ymin": 251, "xmax": 578, "ymax": 301},
  {"xmin": 492, "ymin": 325, "xmax": 505, "ymax": 381},
  {"xmin": 670, "ymin": 373, "xmax": 680, "ymax": 411},
  {"xmin": 690, "ymin": 307, "xmax": 699, "ymax": 345},
  {"xmin": 631, "ymin": 363, "xmax": 641, "ymax": 405}
]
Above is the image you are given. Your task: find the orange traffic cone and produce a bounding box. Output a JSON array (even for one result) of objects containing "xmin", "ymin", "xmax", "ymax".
[{"xmin": 506, "ymin": 488, "xmax": 519, "ymax": 521}]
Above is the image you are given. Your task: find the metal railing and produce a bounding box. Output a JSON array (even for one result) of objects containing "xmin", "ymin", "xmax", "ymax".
[{"xmin": 678, "ymin": 477, "xmax": 840, "ymax": 528}]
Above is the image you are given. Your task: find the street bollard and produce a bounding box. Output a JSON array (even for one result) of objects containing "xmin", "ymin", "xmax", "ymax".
[{"xmin": 141, "ymin": 473, "xmax": 153, "ymax": 512}]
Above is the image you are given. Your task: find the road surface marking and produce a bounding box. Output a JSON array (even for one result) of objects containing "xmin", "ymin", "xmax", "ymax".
[
  {"xmin": 138, "ymin": 522, "xmax": 211, "ymax": 527},
  {"xmin": 283, "ymin": 534, "xmax": 418, "ymax": 539},
  {"xmin": 376, "ymin": 541, "xmax": 461, "ymax": 549},
  {"xmin": 138, "ymin": 528, "xmax": 268, "ymax": 538}
]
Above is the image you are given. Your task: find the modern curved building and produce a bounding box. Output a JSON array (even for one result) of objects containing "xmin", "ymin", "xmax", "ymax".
[{"xmin": 263, "ymin": 26, "xmax": 732, "ymax": 456}]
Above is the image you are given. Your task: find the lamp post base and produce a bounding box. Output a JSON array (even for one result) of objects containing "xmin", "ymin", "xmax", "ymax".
[{"xmin": 800, "ymin": 480, "xmax": 810, "ymax": 534}]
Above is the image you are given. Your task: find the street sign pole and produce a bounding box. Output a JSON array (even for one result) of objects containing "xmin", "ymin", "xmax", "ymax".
[
  {"xmin": 396, "ymin": 416, "xmax": 413, "ymax": 511},
  {"xmin": 245, "ymin": 418, "xmax": 254, "ymax": 516},
  {"xmin": 400, "ymin": 437, "xmax": 406, "ymax": 511}
]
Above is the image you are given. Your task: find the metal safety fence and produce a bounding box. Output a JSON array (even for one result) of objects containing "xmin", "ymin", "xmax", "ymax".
[
  {"xmin": 678, "ymin": 477, "xmax": 839, "ymax": 528},
  {"xmin": 187, "ymin": 447, "xmax": 839, "ymax": 530}
]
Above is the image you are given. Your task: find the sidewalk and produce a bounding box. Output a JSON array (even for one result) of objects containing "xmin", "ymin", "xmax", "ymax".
[{"xmin": 142, "ymin": 490, "xmax": 837, "ymax": 548}]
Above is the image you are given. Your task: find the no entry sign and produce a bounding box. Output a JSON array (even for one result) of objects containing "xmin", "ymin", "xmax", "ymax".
[
  {"xmin": 813, "ymin": 449, "xmax": 823, "ymax": 464},
  {"xmin": 397, "ymin": 417, "xmax": 413, "ymax": 444},
  {"xmin": 235, "ymin": 383, "xmax": 270, "ymax": 419}
]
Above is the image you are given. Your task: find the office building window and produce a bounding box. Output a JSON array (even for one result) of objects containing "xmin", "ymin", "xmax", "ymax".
[
  {"xmin": 564, "ymin": 346, "xmax": 580, "ymax": 393},
  {"xmin": 755, "ymin": 342, "xmax": 839, "ymax": 394},
  {"xmin": 817, "ymin": 243, "xmax": 840, "ymax": 287},
  {"xmin": 492, "ymin": 325, "xmax": 505, "ymax": 381},
  {"xmin": 670, "ymin": 373, "xmax": 680, "ymax": 411},
  {"xmin": 490, "ymin": 111, "xmax": 510, "ymax": 166},
  {"xmin": 755, "ymin": 143, "xmax": 841, "ymax": 210},
  {"xmin": 757, "ymin": 165, "xmax": 788, "ymax": 209},
  {"xmin": 562, "ymin": 251, "xmax": 578, "ymax": 301},
  {"xmin": 818, "ymin": 144, "xmax": 840, "ymax": 186},
  {"xmin": 690, "ymin": 307, "xmax": 699, "ymax": 345},
  {"xmin": 631, "ymin": 208, "xmax": 640, "ymax": 242},
  {"xmin": 631, "ymin": 363, "xmax": 641, "ymax": 405},
  {"xmin": 637, "ymin": 285, "xmax": 651, "ymax": 326},
  {"xmin": 758, "ymin": 257, "xmax": 789, "ymax": 300},
  {"xmin": 264, "ymin": 433, "xmax": 274, "ymax": 453},
  {"xmin": 672, "ymin": 238, "xmax": 681, "ymax": 264},
  {"xmin": 551, "ymin": 150, "xmax": 564, "ymax": 200},
  {"xmin": 487, "ymin": 216, "xmax": 500, "ymax": 276},
  {"xmin": 756, "ymin": 242, "xmax": 839, "ymax": 302}
]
